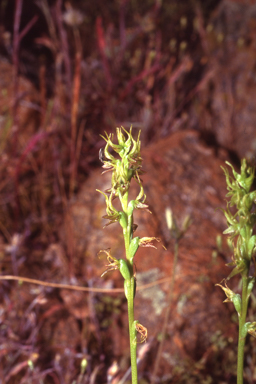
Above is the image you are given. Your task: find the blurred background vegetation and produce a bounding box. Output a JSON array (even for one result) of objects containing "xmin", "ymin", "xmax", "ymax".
[{"xmin": 0, "ymin": 0, "xmax": 256, "ymax": 382}]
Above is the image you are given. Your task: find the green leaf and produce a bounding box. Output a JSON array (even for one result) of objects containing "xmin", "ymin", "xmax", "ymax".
[
  {"xmin": 247, "ymin": 277, "xmax": 255, "ymax": 298},
  {"xmin": 128, "ymin": 237, "xmax": 140, "ymax": 262},
  {"xmin": 232, "ymin": 293, "xmax": 241, "ymax": 315},
  {"xmin": 119, "ymin": 259, "xmax": 132, "ymax": 280},
  {"xmin": 241, "ymin": 322, "xmax": 251, "ymax": 338},
  {"xmin": 227, "ymin": 261, "xmax": 247, "ymax": 280},
  {"xmin": 248, "ymin": 235, "xmax": 256, "ymax": 258}
]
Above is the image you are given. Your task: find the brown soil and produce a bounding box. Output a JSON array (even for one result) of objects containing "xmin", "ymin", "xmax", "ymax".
[{"xmin": 0, "ymin": 1, "xmax": 256, "ymax": 383}]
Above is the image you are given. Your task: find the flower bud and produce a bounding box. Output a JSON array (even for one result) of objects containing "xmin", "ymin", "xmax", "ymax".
[
  {"xmin": 119, "ymin": 259, "xmax": 132, "ymax": 280},
  {"xmin": 247, "ymin": 322, "xmax": 256, "ymax": 338},
  {"xmin": 216, "ymin": 281, "xmax": 241, "ymax": 315},
  {"xmin": 139, "ymin": 237, "xmax": 166, "ymax": 250},
  {"xmin": 165, "ymin": 207, "xmax": 173, "ymax": 230},
  {"xmin": 128, "ymin": 237, "xmax": 140, "ymax": 261}
]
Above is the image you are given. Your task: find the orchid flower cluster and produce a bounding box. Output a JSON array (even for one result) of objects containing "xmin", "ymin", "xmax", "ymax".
[
  {"xmin": 97, "ymin": 127, "xmax": 161, "ymax": 278},
  {"xmin": 97, "ymin": 127, "xmax": 163, "ymax": 383},
  {"xmin": 221, "ymin": 160, "xmax": 256, "ymax": 280},
  {"xmin": 217, "ymin": 159, "xmax": 256, "ymax": 384}
]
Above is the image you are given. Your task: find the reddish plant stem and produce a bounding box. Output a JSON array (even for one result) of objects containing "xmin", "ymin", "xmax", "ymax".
[
  {"xmin": 55, "ymin": 0, "xmax": 72, "ymax": 91},
  {"xmin": 69, "ymin": 29, "xmax": 82, "ymax": 197},
  {"xmin": 96, "ymin": 16, "xmax": 112, "ymax": 90},
  {"xmin": 14, "ymin": 132, "xmax": 49, "ymax": 228},
  {"xmin": 12, "ymin": 2, "xmax": 38, "ymax": 154},
  {"xmin": 119, "ymin": 0, "xmax": 128, "ymax": 51},
  {"xmin": 120, "ymin": 64, "xmax": 160, "ymax": 100},
  {"xmin": 12, "ymin": 0, "xmax": 37, "ymax": 224},
  {"xmin": 19, "ymin": 14, "xmax": 38, "ymax": 41},
  {"xmin": 12, "ymin": 0, "xmax": 23, "ymax": 156}
]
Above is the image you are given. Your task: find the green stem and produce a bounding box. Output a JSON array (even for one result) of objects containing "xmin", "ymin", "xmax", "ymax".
[
  {"xmin": 121, "ymin": 192, "xmax": 131, "ymax": 255},
  {"xmin": 120, "ymin": 190, "xmax": 128, "ymax": 212},
  {"xmin": 121, "ymin": 191, "xmax": 138, "ymax": 384},
  {"xmin": 126, "ymin": 276, "xmax": 137, "ymax": 384},
  {"xmin": 237, "ymin": 275, "xmax": 249, "ymax": 384}
]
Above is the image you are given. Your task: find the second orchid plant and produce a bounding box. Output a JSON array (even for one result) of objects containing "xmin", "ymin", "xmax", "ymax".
[
  {"xmin": 97, "ymin": 127, "xmax": 163, "ymax": 384},
  {"xmin": 217, "ymin": 159, "xmax": 256, "ymax": 384}
]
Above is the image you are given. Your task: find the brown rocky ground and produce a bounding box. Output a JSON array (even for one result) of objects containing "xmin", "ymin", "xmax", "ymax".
[{"xmin": 0, "ymin": 0, "xmax": 256, "ymax": 383}]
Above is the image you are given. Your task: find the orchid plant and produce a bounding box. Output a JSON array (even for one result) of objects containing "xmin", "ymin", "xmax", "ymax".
[
  {"xmin": 97, "ymin": 127, "xmax": 164, "ymax": 384},
  {"xmin": 217, "ymin": 159, "xmax": 256, "ymax": 384}
]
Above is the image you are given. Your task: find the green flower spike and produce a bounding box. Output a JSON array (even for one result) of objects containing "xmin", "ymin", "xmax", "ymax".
[
  {"xmin": 217, "ymin": 159, "xmax": 256, "ymax": 384},
  {"xmin": 100, "ymin": 127, "xmax": 143, "ymax": 199},
  {"xmin": 97, "ymin": 127, "xmax": 162, "ymax": 384}
]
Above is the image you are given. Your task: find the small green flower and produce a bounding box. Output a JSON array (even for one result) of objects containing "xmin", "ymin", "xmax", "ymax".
[
  {"xmin": 96, "ymin": 189, "xmax": 121, "ymax": 227},
  {"xmin": 139, "ymin": 237, "xmax": 166, "ymax": 250},
  {"xmin": 135, "ymin": 201, "xmax": 151, "ymax": 212},
  {"xmin": 222, "ymin": 160, "xmax": 255, "ymax": 208},
  {"xmin": 98, "ymin": 249, "xmax": 131, "ymax": 280},
  {"xmin": 98, "ymin": 249, "xmax": 120, "ymax": 277},
  {"xmin": 220, "ymin": 160, "xmax": 256, "ymax": 277},
  {"xmin": 247, "ymin": 322, "xmax": 256, "ymax": 338},
  {"xmin": 216, "ymin": 280, "xmax": 241, "ymax": 315}
]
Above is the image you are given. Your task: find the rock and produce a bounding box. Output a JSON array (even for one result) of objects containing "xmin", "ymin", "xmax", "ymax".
[{"xmin": 195, "ymin": 0, "xmax": 256, "ymax": 160}]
